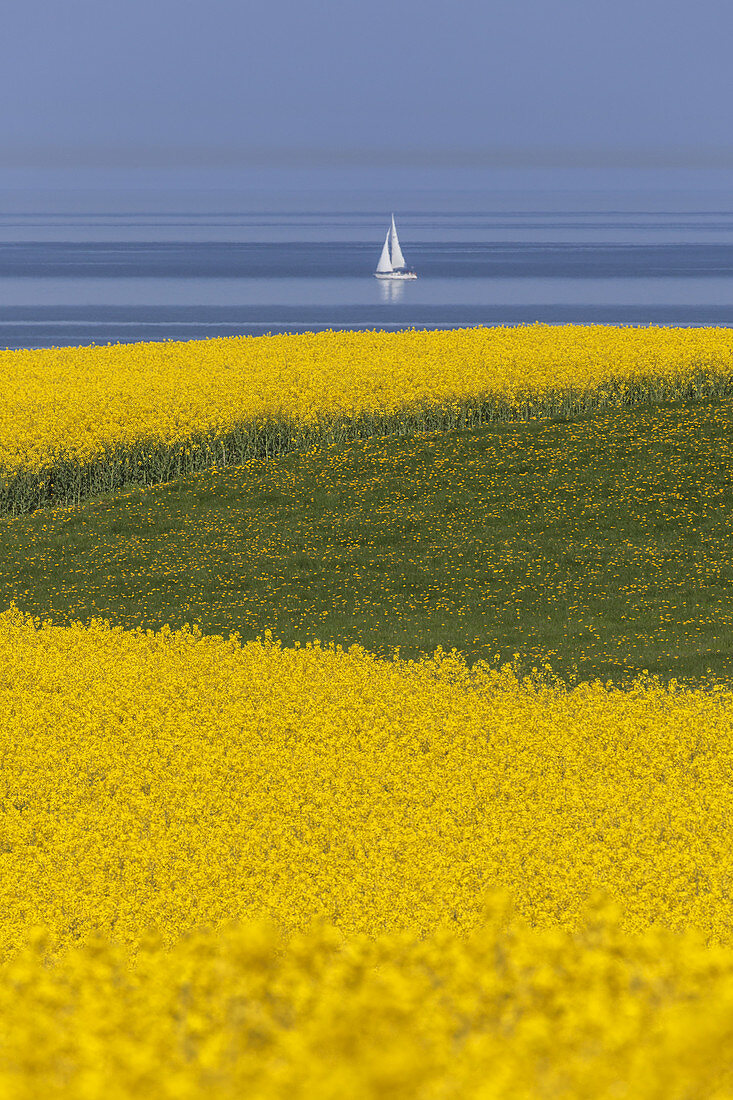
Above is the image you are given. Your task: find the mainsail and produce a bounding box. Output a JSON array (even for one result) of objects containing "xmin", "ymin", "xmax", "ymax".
[
  {"xmin": 376, "ymin": 230, "xmax": 392, "ymax": 273},
  {"xmin": 374, "ymin": 214, "xmax": 416, "ymax": 278},
  {"xmin": 389, "ymin": 214, "xmax": 406, "ymax": 269}
]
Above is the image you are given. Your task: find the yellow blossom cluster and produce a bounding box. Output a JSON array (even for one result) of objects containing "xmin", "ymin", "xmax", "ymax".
[
  {"xmin": 2, "ymin": 607, "xmax": 733, "ymax": 1095},
  {"xmin": 5, "ymin": 905, "xmax": 733, "ymax": 1099},
  {"xmin": 2, "ymin": 605, "xmax": 732, "ymax": 952},
  {"xmin": 3, "ymin": 324, "xmax": 733, "ymax": 512}
]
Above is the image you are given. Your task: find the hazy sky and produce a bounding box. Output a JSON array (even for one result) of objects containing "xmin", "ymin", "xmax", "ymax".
[{"xmin": 3, "ymin": 0, "xmax": 733, "ymax": 172}]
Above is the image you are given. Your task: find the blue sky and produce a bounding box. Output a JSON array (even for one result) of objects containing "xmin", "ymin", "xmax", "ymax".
[
  {"xmin": 3, "ymin": 0, "xmax": 733, "ymax": 205},
  {"xmin": 3, "ymin": 0, "xmax": 733, "ymax": 165}
]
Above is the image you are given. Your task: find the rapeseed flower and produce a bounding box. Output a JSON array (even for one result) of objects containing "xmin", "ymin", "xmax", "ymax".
[
  {"xmin": 1, "ymin": 609, "xmax": 733, "ymax": 1095},
  {"xmin": 3, "ymin": 324, "xmax": 733, "ymax": 512}
]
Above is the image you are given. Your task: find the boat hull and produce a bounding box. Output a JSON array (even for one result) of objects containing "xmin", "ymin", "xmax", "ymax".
[{"xmin": 374, "ymin": 271, "xmax": 417, "ymax": 280}]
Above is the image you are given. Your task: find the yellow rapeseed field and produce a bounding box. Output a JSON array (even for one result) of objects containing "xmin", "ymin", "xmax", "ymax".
[
  {"xmin": 2, "ymin": 607, "xmax": 733, "ymax": 1095},
  {"xmin": 4, "ymin": 323, "xmax": 733, "ymax": 512},
  {"xmin": 7, "ymin": 909, "xmax": 733, "ymax": 1099}
]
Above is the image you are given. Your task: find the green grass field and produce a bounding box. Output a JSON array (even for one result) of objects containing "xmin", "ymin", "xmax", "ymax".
[{"xmin": 2, "ymin": 396, "xmax": 732, "ymax": 685}]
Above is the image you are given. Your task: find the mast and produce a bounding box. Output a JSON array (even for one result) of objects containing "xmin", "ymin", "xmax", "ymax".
[
  {"xmin": 389, "ymin": 214, "xmax": 406, "ymax": 270},
  {"xmin": 376, "ymin": 229, "xmax": 393, "ymax": 273}
]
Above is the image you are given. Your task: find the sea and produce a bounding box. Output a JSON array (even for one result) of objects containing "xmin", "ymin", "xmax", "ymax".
[{"xmin": 5, "ymin": 192, "xmax": 733, "ymax": 349}]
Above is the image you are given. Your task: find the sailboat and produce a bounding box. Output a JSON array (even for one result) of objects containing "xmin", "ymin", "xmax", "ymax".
[{"xmin": 374, "ymin": 214, "xmax": 417, "ymax": 280}]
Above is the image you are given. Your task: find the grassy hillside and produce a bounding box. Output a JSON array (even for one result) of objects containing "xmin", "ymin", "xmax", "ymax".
[{"xmin": 2, "ymin": 396, "xmax": 733, "ymax": 685}]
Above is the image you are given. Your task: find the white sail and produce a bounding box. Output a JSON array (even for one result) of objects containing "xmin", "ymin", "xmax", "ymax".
[
  {"xmin": 374, "ymin": 215, "xmax": 416, "ymax": 279},
  {"xmin": 376, "ymin": 230, "xmax": 393, "ymax": 273},
  {"xmin": 389, "ymin": 214, "xmax": 406, "ymax": 270}
]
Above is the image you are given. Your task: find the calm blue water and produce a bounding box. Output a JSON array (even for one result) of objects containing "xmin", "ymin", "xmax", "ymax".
[{"xmin": 5, "ymin": 206, "xmax": 733, "ymax": 348}]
